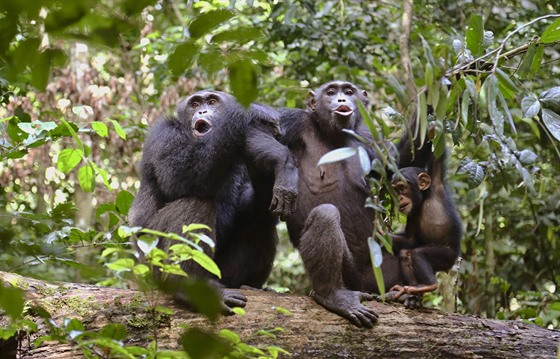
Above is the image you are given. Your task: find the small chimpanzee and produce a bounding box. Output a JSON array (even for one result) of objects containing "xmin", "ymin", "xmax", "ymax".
[
  {"xmin": 388, "ymin": 148, "xmax": 463, "ymax": 299},
  {"xmin": 129, "ymin": 90, "xmax": 298, "ymax": 313},
  {"xmin": 279, "ymin": 81, "xmax": 430, "ymax": 328}
]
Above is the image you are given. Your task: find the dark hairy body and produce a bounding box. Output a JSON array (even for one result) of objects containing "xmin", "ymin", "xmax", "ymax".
[
  {"xmin": 129, "ymin": 90, "xmax": 298, "ymax": 312},
  {"xmin": 279, "ymin": 81, "xmax": 430, "ymax": 328},
  {"xmin": 389, "ymin": 148, "xmax": 463, "ymax": 298}
]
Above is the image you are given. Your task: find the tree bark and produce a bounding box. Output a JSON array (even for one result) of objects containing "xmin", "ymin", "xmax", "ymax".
[{"xmin": 1, "ymin": 271, "xmax": 558, "ymax": 359}]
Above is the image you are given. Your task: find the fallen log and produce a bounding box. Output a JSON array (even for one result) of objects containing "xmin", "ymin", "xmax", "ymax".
[{"xmin": 1, "ymin": 271, "xmax": 558, "ymax": 358}]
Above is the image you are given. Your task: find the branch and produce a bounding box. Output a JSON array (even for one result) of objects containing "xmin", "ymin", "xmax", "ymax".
[
  {"xmin": 1, "ymin": 272, "xmax": 559, "ymax": 358},
  {"xmin": 399, "ymin": 0, "xmax": 415, "ymax": 99}
]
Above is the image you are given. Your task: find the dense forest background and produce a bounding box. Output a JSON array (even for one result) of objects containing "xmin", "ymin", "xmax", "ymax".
[{"xmin": 1, "ymin": 0, "xmax": 559, "ymax": 356}]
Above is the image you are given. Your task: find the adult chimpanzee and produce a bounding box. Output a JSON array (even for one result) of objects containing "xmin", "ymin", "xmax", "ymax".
[
  {"xmin": 388, "ymin": 148, "xmax": 462, "ymax": 299},
  {"xmin": 279, "ymin": 81, "xmax": 431, "ymax": 328},
  {"xmin": 129, "ymin": 90, "xmax": 298, "ymax": 313}
]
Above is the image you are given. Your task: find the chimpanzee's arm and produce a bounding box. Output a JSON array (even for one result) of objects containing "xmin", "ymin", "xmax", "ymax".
[{"xmin": 245, "ymin": 105, "xmax": 298, "ymax": 219}]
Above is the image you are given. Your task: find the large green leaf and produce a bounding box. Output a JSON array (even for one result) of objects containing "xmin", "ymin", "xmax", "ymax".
[
  {"xmin": 521, "ymin": 96, "xmax": 541, "ymax": 118},
  {"xmin": 116, "ymin": 190, "xmax": 134, "ymax": 215},
  {"xmin": 181, "ymin": 328, "xmax": 233, "ymax": 358},
  {"xmin": 541, "ymin": 18, "xmax": 560, "ymax": 44},
  {"xmin": 228, "ymin": 59, "xmax": 258, "ymax": 108},
  {"xmin": 368, "ymin": 236, "xmax": 385, "ymax": 298},
  {"xmin": 211, "ymin": 27, "xmax": 262, "ymax": 43},
  {"xmin": 78, "ymin": 164, "xmax": 95, "ymax": 193},
  {"xmin": 189, "ymin": 9, "xmax": 234, "ymax": 39},
  {"xmin": 466, "ymin": 14, "xmax": 484, "ymax": 57},
  {"xmin": 168, "ymin": 41, "xmax": 199, "ymax": 77},
  {"xmin": 57, "ymin": 148, "xmax": 83, "ymax": 173}
]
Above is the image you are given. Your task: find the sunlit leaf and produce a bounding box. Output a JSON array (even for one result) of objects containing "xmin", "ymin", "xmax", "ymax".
[
  {"xmin": 317, "ymin": 147, "xmax": 357, "ymax": 166},
  {"xmin": 191, "ymin": 250, "xmax": 221, "ymax": 278},
  {"xmin": 189, "ymin": 9, "xmax": 234, "ymax": 39},
  {"xmin": 541, "ymin": 18, "xmax": 560, "ymax": 44},
  {"xmin": 106, "ymin": 258, "xmax": 135, "ymax": 272},
  {"xmin": 367, "ymin": 237, "xmax": 383, "ymax": 267},
  {"xmin": 541, "ymin": 109, "xmax": 560, "ymax": 142},
  {"xmin": 110, "ymin": 120, "xmax": 126, "ymax": 140},
  {"xmin": 92, "ymin": 121, "xmax": 109, "ymax": 137},
  {"xmin": 136, "ymin": 237, "xmax": 159, "ymax": 255},
  {"xmin": 116, "ymin": 190, "xmax": 134, "ymax": 215},
  {"xmin": 57, "ymin": 148, "xmax": 83, "ymax": 173},
  {"xmin": 78, "ymin": 164, "xmax": 95, "ymax": 192}
]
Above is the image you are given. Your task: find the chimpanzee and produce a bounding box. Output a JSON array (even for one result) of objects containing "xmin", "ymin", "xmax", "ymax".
[
  {"xmin": 129, "ymin": 90, "xmax": 298, "ymax": 313},
  {"xmin": 279, "ymin": 81, "xmax": 431, "ymax": 328},
  {"xmin": 387, "ymin": 148, "xmax": 463, "ymax": 299}
]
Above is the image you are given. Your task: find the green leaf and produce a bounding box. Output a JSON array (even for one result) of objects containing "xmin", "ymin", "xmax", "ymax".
[
  {"xmin": 99, "ymin": 323, "xmax": 127, "ymax": 341},
  {"xmin": 495, "ymin": 68, "xmax": 518, "ymax": 100},
  {"xmin": 517, "ymin": 43, "xmax": 536, "ymax": 79},
  {"xmin": 219, "ymin": 329, "xmax": 241, "ymax": 344},
  {"xmin": 228, "ymin": 59, "xmax": 258, "ymax": 108},
  {"xmin": 183, "ymin": 223, "xmax": 212, "ymax": 233},
  {"xmin": 78, "ymin": 165, "xmax": 95, "ymax": 193},
  {"xmin": 57, "ymin": 148, "xmax": 83, "ymax": 173},
  {"xmin": 168, "ymin": 41, "xmax": 199, "ymax": 76},
  {"xmin": 541, "ymin": 109, "xmax": 560, "ymax": 142},
  {"xmin": 106, "ymin": 258, "xmax": 135, "ymax": 272},
  {"xmin": 0, "ymin": 285, "xmax": 24, "ymax": 319},
  {"xmin": 541, "ymin": 18, "xmax": 560, "ymax": 44},
  {"xmin": 466, "ymin": 14, "xmax": 484, "ymax": 57},
  {"xmin": 521, "ymin": 96, "xmax": 541, "ymax": 118},
  {"xmin": 92, "ymin": 121, "xmax": 109, "ymax": 137},
  {"xmin": 386, "ymin": 75, "xmax": 408, "ymax": 108},
  {"xmin": 211, "ymin": 27, "xmax": 262, "ymax": 43},
  {"xmin": 154, "ymin": 306, "xmax": 175, "ymax": 315},
  {"xmin": 121, "ymin": 0, "xmax": 157, "ymax": 16},
  {"xmin": 116, "ymin": 190, "xmax": 134, "ymax": 215},
  {"xmin": 110, "ymin": 120, "xmax": 126, "ymax": 140},
  {"xmin": 461, "ymin": 89, "xmax": 470, "ymax": 125},
  {"xmin": 189, "ymin": 9, "xmax": 234, "ymax": 39},
  {"xmin": 317, "ymin": 147, "xmax": 357, "ymax": 166},
  {"xmin": 530, "ymin": 45, "xmax": 544, "ymax": 76},
  {"xmin": 191, "ymin": 250, "xmax": 221, "ymax": 278}
]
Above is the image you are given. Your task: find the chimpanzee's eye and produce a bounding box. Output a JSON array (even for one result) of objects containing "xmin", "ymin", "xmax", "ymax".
[
  {"xmin": 208, "ymin": 98, "xmax": 217, "ymax": 105},
  {"xmin": 191, "ymin": 102, "xmax": 200, "ymax": 109},
  {"xmin": 345, "ymin": 89, "xmax": 354, "ymax": 95},
  {"xmin": 327, "ymin": 89, "xmax": 336, "ymax": 96}
]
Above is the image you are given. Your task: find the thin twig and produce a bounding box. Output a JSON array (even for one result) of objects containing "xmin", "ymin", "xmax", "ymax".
[{"xmin": 399, "ymin": 0, "xmax": 415, "ymax": 99}]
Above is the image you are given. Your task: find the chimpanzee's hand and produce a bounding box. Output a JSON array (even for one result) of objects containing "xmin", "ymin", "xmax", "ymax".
[
  {"xmin": 384, "ymin": 289, "xmax": 423, "ymax": 309},
  {"xmin": 269, "ymin": 185, "xmax": 298, "ymax": 220}
]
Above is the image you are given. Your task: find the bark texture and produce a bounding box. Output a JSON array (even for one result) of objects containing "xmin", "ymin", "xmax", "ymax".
[{"xmin": 1, "ymin": 271, "xmax": 558, "ymax": 358}]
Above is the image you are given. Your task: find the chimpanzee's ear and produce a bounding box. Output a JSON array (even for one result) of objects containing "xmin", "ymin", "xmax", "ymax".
[
  {"xmin": 361, "ymin": 90, "xmax": 370, "ymax": 107},
  {"xmin": 306, "ymin": 91, "xmax": 317, "ymax": 111},
  {"xmin": 417, "ymin": 172, "xmax": 431, "ymax": 191}
]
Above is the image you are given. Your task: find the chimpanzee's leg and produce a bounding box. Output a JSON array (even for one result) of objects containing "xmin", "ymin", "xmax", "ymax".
[
  {"xmin": 147, "ymin": 197, "xmax": 247, "ymax": 312},
  {"xmin": 298, "ymin": 204, "xmax": 379, "ymax": 328}
]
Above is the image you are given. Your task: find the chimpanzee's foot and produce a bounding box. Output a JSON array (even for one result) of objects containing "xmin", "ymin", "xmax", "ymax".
[
  {"xmin": 384, "ymin": 289, "xmax": 423, "ymax": 309},
  {"xmin": 313, "ymin": 289, "xmax": 379, "ymax": 328},
  {"xmin": 221, "ymin": 288, "xmax": 247, "ymax": 314}
]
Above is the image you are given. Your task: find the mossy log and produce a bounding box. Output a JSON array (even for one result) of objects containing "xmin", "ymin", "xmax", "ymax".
[{"xmin": 1, "ymin": 271, "xmax": 559, "ymax": 358}]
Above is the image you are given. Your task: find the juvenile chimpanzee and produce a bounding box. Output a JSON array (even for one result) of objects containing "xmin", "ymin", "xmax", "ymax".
[
  {"xmin": 388, "ymin": 149, "xmax": 463, "ymax": 299},
  {"xmin": 129, "ymin": 90, "xmax": 298, "ymax": 313},
  {"xmin": 279, "ymin": 81, "xmax": 430, "ymax": 328}
]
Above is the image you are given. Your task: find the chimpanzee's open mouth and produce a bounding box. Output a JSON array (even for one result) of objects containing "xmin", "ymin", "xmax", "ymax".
[
  {"xmin": 334, "ymin": 105, "xmax": 353, "ymax": 117},
  {"xmin": 193, "ymin": 118, "xmax": 212, "ymax": 136}
]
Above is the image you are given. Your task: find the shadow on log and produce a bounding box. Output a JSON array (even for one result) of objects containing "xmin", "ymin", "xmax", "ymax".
[{"xmin": 1, "ymin": 271, "xmax": 559, "ymax": 358}]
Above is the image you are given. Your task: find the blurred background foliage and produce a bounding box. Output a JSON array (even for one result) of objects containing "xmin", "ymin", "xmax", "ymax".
[{"xmin": 1, "ymin": 0, "xmax": 559, "ymax": 338}]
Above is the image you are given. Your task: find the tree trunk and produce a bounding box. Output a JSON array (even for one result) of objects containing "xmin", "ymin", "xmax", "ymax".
[{"xmin": 1, "ymin": 271, "xmax": 558, "ymax": 359}]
